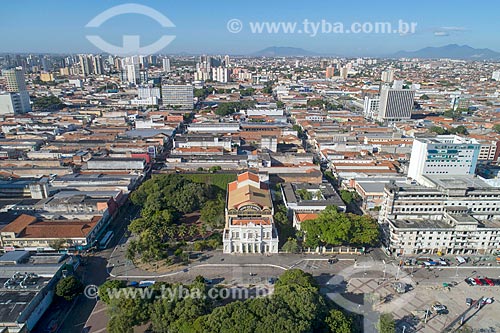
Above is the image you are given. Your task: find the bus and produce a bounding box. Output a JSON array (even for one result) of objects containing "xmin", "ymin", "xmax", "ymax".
[{"xmin": 99, "ymin": 231, "xmax": 114, "ymax": 249}]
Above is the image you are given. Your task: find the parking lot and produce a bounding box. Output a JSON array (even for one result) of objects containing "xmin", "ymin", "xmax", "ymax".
[{"xmin": 343, "ymin": 275, "xmax": 500, "ymax": 332}]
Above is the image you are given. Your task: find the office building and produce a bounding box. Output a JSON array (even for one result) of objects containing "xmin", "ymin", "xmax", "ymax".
[
  {"xmin": 161, "ymin": 84, "xmax": 194, "ymax": 109},
  {"xmin": 407, "ymin": 135, "xmax": 480, "ymax": 184},
  {"xmin": 138, "ymin": 86, "xmax": 161, "ymax": 99},
  {"xmin": 376, "ymin": 85, "xmax": 415, "ymax": 122},
  {"xmin": 2, "ymin": 68, "xmax": 31, "ymax": 113},
  {"xmin": 379, "ymin": 175, "xmax": 500, "ymax": 256},
  {"xmin": 223, "ymin": 172, "xmax": 279, "ymax": 254},
  {"xmin": 363, "ymin": 96, "xmax": 380, "ymax": 119}
]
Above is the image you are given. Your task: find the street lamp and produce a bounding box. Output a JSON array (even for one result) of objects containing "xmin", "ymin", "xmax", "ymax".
[{"xmin": 382, "ymin": 259, "xmax": 387, "ymax": 280}]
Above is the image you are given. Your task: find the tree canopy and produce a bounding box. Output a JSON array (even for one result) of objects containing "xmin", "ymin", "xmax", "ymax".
[
  {"xmin": 102, "ymin": 269, "xmax": 354, "ymax": 333},
  {"xmin": 55, "ymin": 276, "xmax": 83, "ymax": 301},
  {"xmin": 301, "ymin": 206, "xmax": 379, "ymax": 248}
]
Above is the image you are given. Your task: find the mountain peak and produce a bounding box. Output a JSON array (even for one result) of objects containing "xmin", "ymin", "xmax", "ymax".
[{"xmin": 392, "ymin": 44, "xmax": 500, "ymax": 59}]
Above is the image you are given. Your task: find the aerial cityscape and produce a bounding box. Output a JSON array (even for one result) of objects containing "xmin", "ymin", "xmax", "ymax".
[{"xmin": 1, "ymin": 1, "xmax": 500, "ymax": 333}]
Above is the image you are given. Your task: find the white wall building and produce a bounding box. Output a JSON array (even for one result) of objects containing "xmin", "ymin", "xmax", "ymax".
[
  {"xmin": 376, "ymin": 85, "xmax": 415, "ymax": 122},
  {"xmin": 408, "ymin": 135, "xmax": 480, "ymax": 184},
  {"xmin": 363, "ymin": 96, "xmax": 380, "ymax": 119},
  {"xmin": 223, "ymin": 172, "xmax": 279, "ymax": 254},
  {"xmin": 379, "ymin": 175, "xmax": 500, "ymax": 256}
]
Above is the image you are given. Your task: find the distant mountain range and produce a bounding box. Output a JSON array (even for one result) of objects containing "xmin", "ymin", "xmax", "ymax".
[
  {"xmin": 251, "ymin": 46, "xmax": 319, "ymax": 57},
  {"xmin": 248, "ymin": 44, "xmax": 500, "ymax": 59},
  {"xmin": 391, "ymin": 44, "xmax": 500, "ymax": 59}
]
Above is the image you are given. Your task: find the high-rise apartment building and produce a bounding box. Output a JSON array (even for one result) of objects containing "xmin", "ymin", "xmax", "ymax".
[
  {"xmin": 162, "ymin": 58, "xmax": 171, "ymax": 72},
  {"xmin": 212, "ymin": 66, "xmax": 229, "ymax": 83},
  {"xmin": 2, "ymin": 67, "xmax": 31, "ymax": 113},
  {"xmin": 381, "ymin": 69, "xmax": 395, "ymax": 82},
  {"xmin": 325, "ymin": 66, "xmax": 335, "ymax": 79}
]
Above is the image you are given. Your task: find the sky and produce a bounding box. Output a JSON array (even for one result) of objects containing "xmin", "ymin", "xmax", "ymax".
[{"xmin": 0, "ymin": 0, "xmax": 498, "ymax": 56}]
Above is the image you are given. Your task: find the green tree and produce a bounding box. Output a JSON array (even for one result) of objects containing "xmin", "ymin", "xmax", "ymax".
[
  {"xmin": 429, "ymin": 126, "xmax": 448, "ymax": 135},
  {"xmin": 377, "ymin": 313, "xmax": 396, "ymax": 333},
  {"xmin": 282, "ymin": 238, "xmax": 300, "ymax": 253},
  {"xmin": 98, "ymin": 280, "xmax": 125, "ymax": 304},
  {"xmin": 107, "ymin": 314, "xmax": 133, "ymax": 333},
  {"xmin": 325, "ymin": 309, "xmax": 352, "ymax": 333},
  {"xmin": 493, "ymin": 124, "xmax": 500, "ymax": 133},
  {"xmin": 55, "ymin": 276, "xmax": 83, "ymax": 301},
  {"xmin": 420, "ymin": 94, "xmax": 430, "ymax": 100},
  {"xmin": 340, "ymin": 190, "xmax": 358, "ymax": 204},
  {"xmin": 301, "ymin": 206, "xmax": 379, "ymax": 248},
  {"xmin": 200, "ymin": 198, "xmax": 225, "ymax": 228},
  {"xmin": 449, "ymin": 125, "xmax": 468, "ymax": 135}
]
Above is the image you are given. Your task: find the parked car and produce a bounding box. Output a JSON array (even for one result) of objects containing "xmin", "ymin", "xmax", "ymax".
[
  {"xmin": 473, "ymin": 278, "xmax": 483, "ymax": 286},
  {"xmin": 466, "ymin": 298, "xmax": 473, "ymax": 307},
  {"xmin": 432, "ymin": 303, "xmax": 447, "ymax": 314},
  {"xmin": 483, "ymin": 278, "xmax": 495, "ymax": 286},
  {"xmin": 465, "ymin": 277, "xmax": 476, "ymax": 286},
  {"xmin": 481, "ymin": 297, "xmax": 494, "ymax": 305}
]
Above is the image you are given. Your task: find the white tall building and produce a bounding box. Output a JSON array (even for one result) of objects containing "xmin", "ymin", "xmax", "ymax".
[
  {"xmin": 381, "ymin": 69, "xmax": 394, "ymax": 82},
  {"xmin": 492, "ymin": 71, "xmax": 500, "ymax": 81},
  {"xmin": 162, "ymin": 58, "xmax": 171, "ymax": 72},
  {"xmin": 161, "ymin": 84, "xmax": 194, "ymax": 109},
  {"xmin": 363, "ymin": 96, "xmax": 380, "ymax": 119},
  {"xmin": 408, "ymin": 135, "xmax": 480, "ymax": 185},
  {"xmin": 2, "ymin": 68, "xmax": 31, "ymax": 113},
  {"xmin": 376, "ymin": 85, "xmax": 415, "ymax": 122},
  {"xmin": 0, "ymin": 92, "xmax": 24, "ymax": 114},
  {"xmin": 138, "ymin": 86, "xmax": 161, "ymax": 99},
  {"xmin": 212, "ymin": 66, "xmax": 229, "ymax": 83}
]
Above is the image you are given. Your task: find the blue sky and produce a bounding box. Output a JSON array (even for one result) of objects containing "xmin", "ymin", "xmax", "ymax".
[{"xmin": 0, "ymin": 0, "xmax": 498, "ymax": 55}]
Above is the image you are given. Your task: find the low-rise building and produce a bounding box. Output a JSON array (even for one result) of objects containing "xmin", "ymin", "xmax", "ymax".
[
  {"xmin": 223, "ymin": 172, "xmax": 279, "ymax": 253},
  {"xmin": 281, "ymin": 182, "xmax": 346, "ymax": 229}
]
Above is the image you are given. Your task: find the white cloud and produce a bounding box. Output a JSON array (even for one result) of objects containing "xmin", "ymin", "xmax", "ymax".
[
  {"xmin": 434, "ymin": 31, "xmax": 450, "ymax": 37},
  {"xmin": 440, "ymin": 26, "xmax": 467, "ymax": 31}
]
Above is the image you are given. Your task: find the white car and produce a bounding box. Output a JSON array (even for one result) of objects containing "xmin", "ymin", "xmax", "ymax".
[
  {"xmin": 432, "ymin": 304, "xmax": 447, "ymax": 312},
  {"xmin": 481, "ymin": 298, "xmax": 494, "ymax": 305}
]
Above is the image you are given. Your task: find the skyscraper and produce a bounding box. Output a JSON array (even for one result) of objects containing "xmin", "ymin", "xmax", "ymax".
[
  {"xmin": 2, "ymin": 67, "xmax": 31, "ymax": 113},
  {"xmin": 376, "ymin": 85, "xmax": 415, "ymax": 122},
  {"xmin": 162, "ymin": 58, "xmax": 171, "ymax": 72}
]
